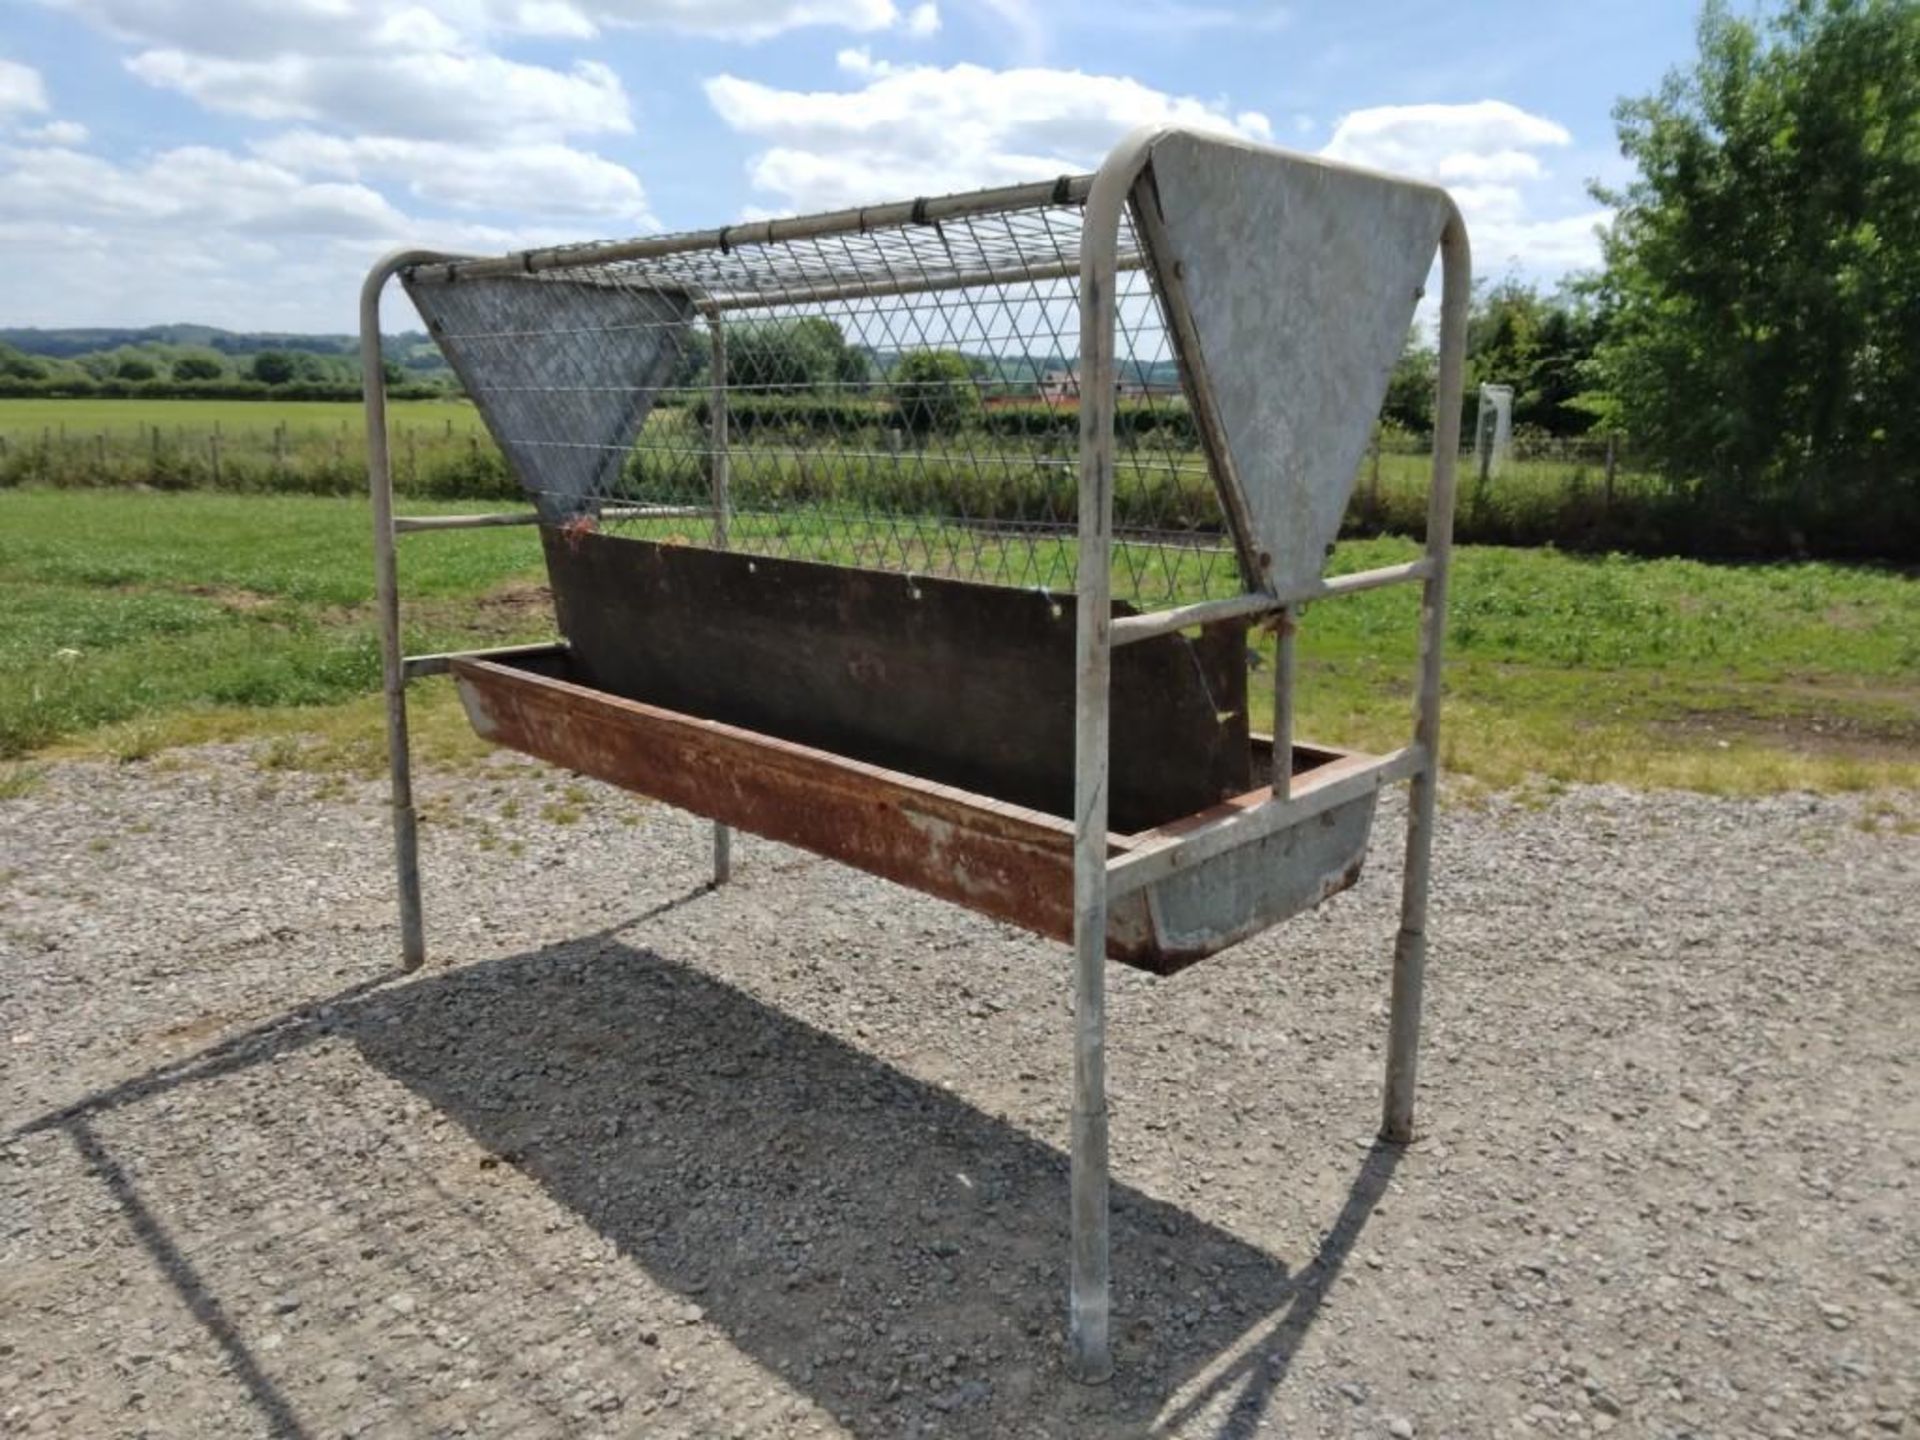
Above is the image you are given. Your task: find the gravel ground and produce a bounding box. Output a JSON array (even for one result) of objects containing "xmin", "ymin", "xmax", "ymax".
[{"xmin": 1, "ymin": 746, "xmax": 1915, "ymax": 1439}]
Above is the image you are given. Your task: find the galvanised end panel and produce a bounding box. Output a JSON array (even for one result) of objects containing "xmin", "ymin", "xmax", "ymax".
[
  {"xmin": 402, "ymin": 273, "xmax": 694, "ymax": 524},
  {"xmin": 1138, "ymin": 131, "xmax": 1452, "ymax": 600}
]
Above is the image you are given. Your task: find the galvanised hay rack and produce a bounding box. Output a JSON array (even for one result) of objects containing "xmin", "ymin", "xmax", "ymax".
[{"xmin": 361, "ymin": 124, "xmax": 1469, "ymax": 1381}]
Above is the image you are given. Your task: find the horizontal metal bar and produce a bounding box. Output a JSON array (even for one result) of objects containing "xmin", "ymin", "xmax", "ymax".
[
  {"xmin": 1111, "ymin": 591, "xmax": 1277, "ymax": 644},
  {"xmin": 1106, "ymin": 745, "xmax": 1427, "ymax": 899},
  {"xmin": 393, "ymin": 504, "xmax": 703, "ymax": 534},
  {"xmin": 707, "ymin": 251, "xmax": 1147, "ymax": 314},
  {"xmin": 403, "ymin": 640, "xmax": 567, "ymax": 680},
  {"xmin": 411, "ymin": 174, "xmax": 1098, "ymax": 285},
  {"xmin": 1110, "ymin": 560, "xmax": 1435, "ymax": 647},
  {"xmin": 1307, "ymin": 558, "xmax": 1434, "ymax": 600}
]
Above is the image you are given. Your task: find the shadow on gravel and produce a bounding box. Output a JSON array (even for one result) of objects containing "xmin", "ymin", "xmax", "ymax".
[
  {"xmin": 347, "ymin": 930, "xmax": 1402, "ymax": 1437},
  {"xmin": 15, "ymin": 912, "xmax": 1399, "ymax": 1438}
]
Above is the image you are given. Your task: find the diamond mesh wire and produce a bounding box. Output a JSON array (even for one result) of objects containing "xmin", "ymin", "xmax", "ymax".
[{"xmin": 404, "ymin": 194, "xmax": 1246, "ymax": 610}]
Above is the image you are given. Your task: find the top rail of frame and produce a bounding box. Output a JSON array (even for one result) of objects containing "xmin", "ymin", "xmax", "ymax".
[{"xmin": 404, "ymin": 173, "xmax": 1099, "ymax": 287}]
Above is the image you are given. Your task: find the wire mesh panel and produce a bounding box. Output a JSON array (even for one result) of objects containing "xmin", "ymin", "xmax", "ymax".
[{"xmin": 403, "ymin": 193, "xmax": 1248, "ymax": 611}]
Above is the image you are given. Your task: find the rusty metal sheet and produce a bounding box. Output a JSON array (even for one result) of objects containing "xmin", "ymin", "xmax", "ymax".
[
  {"xmin": 542, "ymin": 529, "xmax": 1250, "ymax": 835},
  {"xmin": 453, "ymin": 652, "xmax": 1375, "ymax": 974},
  {"xmin": 454, "ymin": 649, "xmax": 1086, "ymax": 946}
]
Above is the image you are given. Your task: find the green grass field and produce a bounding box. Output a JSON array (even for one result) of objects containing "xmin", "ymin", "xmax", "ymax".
[
  {"xmin": 1, "ymin": 488, "xmax": 1915, "ymax": 796},
  {"xmin": 0, "ymin": 395, "xmax": 484, "ymax": 441}
]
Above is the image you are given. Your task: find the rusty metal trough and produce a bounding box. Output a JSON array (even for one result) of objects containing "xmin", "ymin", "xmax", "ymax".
[{"xmin": 452, "ymin": 643, "xmax": 1376, "ymax": 975}]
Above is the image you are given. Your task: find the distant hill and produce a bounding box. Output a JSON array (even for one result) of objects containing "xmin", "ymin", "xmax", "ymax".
[{"xmin": 0, "ymin": 325, "xmax": 437, "ymax": 361}]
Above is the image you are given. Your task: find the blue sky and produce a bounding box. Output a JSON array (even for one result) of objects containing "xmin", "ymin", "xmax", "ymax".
[{"xmin": 0, "ymin": 0, "xmax": 1706, "ymax": 332}]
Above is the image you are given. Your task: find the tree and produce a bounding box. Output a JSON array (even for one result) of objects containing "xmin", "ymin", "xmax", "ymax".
[
  {"xmin": 171, "ymin": 353, "xmax": 224, "ymax": 381},
  {"xmin": 1588, "ymin": 0, "xmax": 1920, "ymax": 531},
  {"xmin": 250, "ymin": 350, "xmax": 297, "ymax": 385},
  {"xmin": 1381, "ymin": 338, "xmax": 1437, "ymax": 434},
  {"xmin": 1377, "ymin": 285, "xmax": 1598, "ymax": 438},
  {"xmin": 1466, "ymin": 278, "xmax": 1600, "ymax": 437},
  {"xmin": 0, "ymin": 343, "xmax": 46, "ymax": 381},
  {"xmin": 724, "ymin": 317, "xmax": 858, "ymax": 392},
  {"xmin": 115, "ymin": 356, "xmax": 157, "ymax": 381},
  {"xmin": 890, "ymin": 350, "xmax": 980, "ymax": 434}
]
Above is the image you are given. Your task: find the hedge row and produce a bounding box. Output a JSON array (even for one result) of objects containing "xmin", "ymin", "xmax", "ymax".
[
  {"xmin": 678, "ymin": 393, "xmax": 1194, "ymax": 441},
  {"xmin": 0, "ymin": 377, "xmax": 452, "ymax": 402},
  {"xmin": 8, "ymin": 424, "xmax": 1914, "ymax": 561}
]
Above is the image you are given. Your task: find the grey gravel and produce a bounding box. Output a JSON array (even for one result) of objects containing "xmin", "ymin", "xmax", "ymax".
[{"xmin": 2, "ymin": 744, "xmax": 1916, "ymax": 1439}]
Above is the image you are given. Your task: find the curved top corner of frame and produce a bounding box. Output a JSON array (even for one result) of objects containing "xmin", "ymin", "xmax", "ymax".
[
  {"xmin": 1119, "ymin": 127, "xmax": 1464, "ymax": 246},
  {"xmin": 361, "ymin": 246, "xmax": 476, "ymax": 305}
]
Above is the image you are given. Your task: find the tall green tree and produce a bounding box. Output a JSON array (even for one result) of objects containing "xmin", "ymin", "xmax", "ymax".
[
  {"xmin": 890, "ymin": 350, "xmax": 980, "ymax": 434},
  {"xmin": 1378, "ymin": 283, "xmax": 1598, "ymax": 437},
  {"xmin": 725, "ymin": 317, "xmax": 860, "ymax": 392},
  {"xmin": 1467, "ymin": 278, "xmax": 1601, "ymax": 436},
  {"xmin": 1589, "ymin": 0, "xmax": 1920, "ymax": 537},
  {"xmin": 250, "ymin": 350, "xmax": 297, "ymax": 385}
]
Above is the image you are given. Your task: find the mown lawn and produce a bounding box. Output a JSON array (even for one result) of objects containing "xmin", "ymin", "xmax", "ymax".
[{"xmin": 1, "ymin": 488, "xmax": 1915, "ymax": 794}]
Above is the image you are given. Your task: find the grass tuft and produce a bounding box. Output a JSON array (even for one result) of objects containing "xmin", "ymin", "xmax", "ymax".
[{"xmin": 0, "ymin": 762, "xmax": 47, "ymax": 800}]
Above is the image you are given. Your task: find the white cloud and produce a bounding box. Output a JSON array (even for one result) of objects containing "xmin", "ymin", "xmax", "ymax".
[
  {"xmin": 52, "ymin": 0, "xmax": 907, "ymax": 51},
  {"xmin": 1322, "ymin": 100, "xmax": 1608, "ymax": 277},
  {"xmin": 54, "ymin": 0, "xmax": 912, "ymax": 149},
  {"xmin": 0, "ymin": 58, "xmax": 50, "ymax": 117},
  {"xmin": 21, "ymin": 119, "xmax": 91, "ymax": 145},
  {"xmin": 970, "ymin": 0, "xmax": 1047, "ymax": 61},
  {"xmin": 706, "ymin": 60, "xmax": 1273, "ymax": 211},
  {"xmin": 561, "ymin": 0, "xmax": 902, "ymax": 40},
  {"xmin": 126, "ymin": 48, "xmax": 631, "ymax": 142},
  {"xmin": 1088, "ymin": 2, "xmax": 1291, "ymax": 34},
  {"xmin": 1, "ymin": 141, "xmax": 408, "ymax": 235},
  {"xmin": 254, "ymin": 131, "xmax": 652, "ymax": 223},
  {"xmin": 7, "ymin": 2, "xmax": 693, "ymax": 330},
  {"xmin": 903, "ymin": 2, "xmax": 939, "ymax": 36},
  {"xmin": 0, "ymin": 135, "xmax": 602, "ymax": 328},
  {"xmin": 1321, "ymin": 100, "xmax": 1569, "ymax": 180}
]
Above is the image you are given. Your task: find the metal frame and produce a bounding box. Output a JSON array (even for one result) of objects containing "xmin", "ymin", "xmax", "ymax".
[{"xmin": 361, "ymin": 125, "xmax": 1469, "ymax": 1383}]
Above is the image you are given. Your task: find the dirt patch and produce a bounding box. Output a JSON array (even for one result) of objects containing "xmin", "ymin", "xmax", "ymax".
[
  {"xmin": 1661, "ymin": 698, "xmax": 1920, "ymax": 763},
  {"xmin": 312, "ymin": 579, "xmax": 554, "ymax": 641},
  {"xmin": 179, "ymin": 583, "xmax": 279, "ymax": 613},
  {"xmin": 469, "ymin": 579, "xmax": 553, "ymax": 629}
]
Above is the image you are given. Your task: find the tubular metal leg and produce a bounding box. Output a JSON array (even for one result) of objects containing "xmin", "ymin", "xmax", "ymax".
[
  {"xmin": 1067, "ymin": 901, "xmax": 1111, "ymax": 1382},
  {"xmin": 389, "ymin": 736, "xmax": 425, "ymax": 969},
  {"xmin": 1065, "ymin": 136, "xmax": 1136, "ymax": 1388},
  {"xmin": 1381, "ymin": 770, "xmax": 1434, "ymax": 1141},
  {"xmin": 1381, "ymin": 213, "xmax": 1469, "ymax": 1143},
  {"xmin": 362, "ymin": 250, "xmax": 442, "ymax": 972},
  {"xmin": 707, "ymin": 315, "xmax": 733, "ymax": 891}
]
